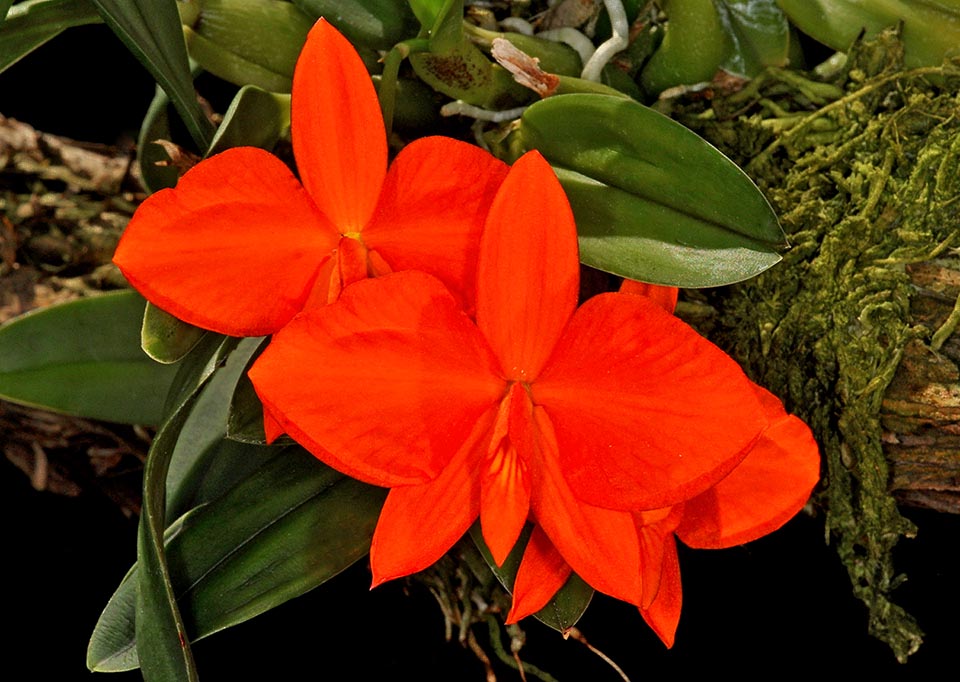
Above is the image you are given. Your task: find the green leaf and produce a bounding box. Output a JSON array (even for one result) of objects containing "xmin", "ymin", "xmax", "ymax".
[
  {"xmin": 718, "ymin": 0, "xmax": 791, "ymax": 76},
  {"xmin": 520, "ymin": 93, "xmax": 785, "ymax": 287},
  {"xmin": 141, "ymin": 303, "xmax": 206, "ymax": 365},
  {"xmin": 181, "ymin": 0, "xmax": 313, "ymax": 92},
  {"xmin": 165, "ymin": 337, "xmax": 267, "ymax": 520},
  {"xmin": 137, "ymin": 86, "xmax": 182, "ymax": 194},
  {"xmin": 136, "ymin": 398, "xmax": 202, "ymax": 682},
  {"xmin": 777, "ymin": 0, "xmax": 960, "ymax": 68},
  {"xmin": 226, "ymin": 369, "xmax": 271, "ymax": 444},
  {"xmin": 293, "ymin": 0, "xmax": 418, "ymax": 50},
  {"xmin": 206, "ymin": 85, "xmax": 291, "ymax": 157},
  {"xmin": 90, "ymin": 0, "xmax": 215, "ymax": 151},
  {"xmin": 0, "ymin": 291, "xmax": 180, "ymax": 425},
  {"xmin": 0, "ymin": 0, "xmax": 101, "ymax": 74},
  {"xmin": 469, "ymin": 525, "xmax": 593, "ymax": 633},
  {"xmin": 89, "ymin": 446, "xmax": 385, "ymax": 672}
]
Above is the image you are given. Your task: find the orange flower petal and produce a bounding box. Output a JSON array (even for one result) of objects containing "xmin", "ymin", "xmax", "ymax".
[
  {"xmin": 476, "ymin": 151, "xmax": 579, "ymax": 382},
  {"xmin": 507, "ymin": 527, "xmax": 573, "ymax": 623},
  {"xmin": 528, "ymin": 407, "xmax": 642, "ymax": 604},
  {"xmin": 639, "ymin": 534, "xmax": 682, "ymax": 648},
  {"xmin": 370, "ymin": 407, "xmax": 492, "ymax": 586},
  {"xmin": 618, "ymin": 279, "xmax": 679, "ymax": 314},
  {"xmin": 481, "ymin": 384, "xmax": 532, "ymax": 566},
  {"xmin": 249, "ymin": 271, "xmax": 505, "ymax": 487},
  {"xmin": 292, "ymin": 18, "xmax": 386, "ymax": 231},
  {"xmin": 363, "ymin": 137, "xmax": 509, "ymax": 314},
  {"xmin": 635, "ymin": 506, "xmax": 684, "ymax": 609},
  {"xmin": 113, "ymin": 147, "xmax": 337, "ymax": 336},
  {"xmin": 534, "ymin": 292, "xmax": 766, "ymax": 511},
  {"xmin": 677, "ymin": 386, "xmax": 820, "ymax": 549}
]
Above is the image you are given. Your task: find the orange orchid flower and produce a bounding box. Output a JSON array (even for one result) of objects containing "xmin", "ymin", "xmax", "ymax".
[
  {"xmin": 249, "ymin": 150, "xmax": 798, "ymax": 616},
  {"xmin": 507, "ymin": 378, "xmax": 820, "ymax": 647},
  {"xmin": 113, "ymin": 18, "xmax": 508, "ymax": 337}
]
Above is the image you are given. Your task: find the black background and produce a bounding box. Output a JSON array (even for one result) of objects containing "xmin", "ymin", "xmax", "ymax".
[{"xmin": 2, "ymin": 23, "xmax": 958, "ymax": 681}]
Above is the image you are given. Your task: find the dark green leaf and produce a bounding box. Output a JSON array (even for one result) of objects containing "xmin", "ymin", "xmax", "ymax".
[
  {"xmin": 520, "ymin": 93, "xmax": 785, "ymax": 287},
  {"xmin": 226, "ymin": 370, "xmax": 270, "ymax": 444},
  {"xmin": 141, "ymin": 302, "xmax": 206, "ymax": 365},
  {"xmin": 718, "ymin": 0, "xmax": 790, "ymax": 76},
  {"xmin": 165, "ymin": 337, "xmax": 267, "ymax": 519},
  {"xmin": 206, "ymin": 86, "xmax": 291, "ymax": 156},
  {"xmin": 136, "ymin": 394, "xmax": 201, "ymax": 682},
  {"xmin": 293, "ymin": 0, "xmax": 418, "ymax": 50},
  {"xmin": 90, "ymin": 0, "xmax": 214, "ymax": 151},
  {"xmin": 89, "ymin": 446, "xmax": 385, "ymax": 672},
  {"xmin": 137, "ymin": 86, "xmax": 181, "ymax": 194},
  {"xmin": 0, "ymin": 0, "xmax": 101, "ymax": 74},
  {"xmin": 0, "ymin": 291, "xmax": 180, "ymax": 425},
  {"xmin": 469, "ymin": 525, "xmax": 594, "ymax": 633}
]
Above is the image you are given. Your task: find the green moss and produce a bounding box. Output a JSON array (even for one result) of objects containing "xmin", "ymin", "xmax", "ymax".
[{"xmin": 674, "ymin": 30, "xmax": 960, "ymax": 662}]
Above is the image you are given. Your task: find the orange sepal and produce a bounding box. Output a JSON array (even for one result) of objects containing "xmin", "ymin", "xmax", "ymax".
[
  {"xmin": 476, "ymin": 151, "xmax": 579, "ymax": 382},
  {"xmin": 639, "ymin": 535, "xmax": 682, "ymax": 648},
  {"xmin": 507, "ymin": 527, "xmax": 573, "ymax": 623},
  {"xmin": 292, "ymin": 18, "xmax": 386, "ymax": 231},
  {"xmin": 113, "ymin": 147, "xmax": 337, "ymax": 337},
  {"xmin": 534, "ymin": 293, "xmax": 765, "ymax": 511},
  {"xmin": 677, "ymin": 385, "xmax": 820, "ymax": 549}
]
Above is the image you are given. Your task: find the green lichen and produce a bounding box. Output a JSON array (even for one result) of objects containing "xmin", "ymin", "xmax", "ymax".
[{"xmin": 674, "ymin": 30, "xmax": 960, "ymax": 662}]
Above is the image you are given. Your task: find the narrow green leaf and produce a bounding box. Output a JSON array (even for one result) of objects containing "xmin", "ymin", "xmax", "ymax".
[
  {"xmin": 133, "ymin": 333, "xmax": 238, "ymax": 681},
  {"xmin": 89, "ymin": 446, "xmax": 385, "ymax": 672},
  {"xmin": 520, "ymin": 93, "xmax": 785, "ymax": 287},
  {"xmin": 136, "ymin": 395, "xmax": 201, "ymax": 682},
  {"xmin": 226, "ymin": 370, "xmax": 271, "ymax": 444},
  {"xmin": 141, "ymin": 303, "xmax": 206, "ymax": 365},
  {"xmin": 137, "ymin": 86, "xmax": 181, "ymax": 194},
  {"xmin": 90, "ymin": 0, "xmax": 214, "ymax": 151},
  {"xmin": 0, "ymin": 0, "xmax": 101, "ymax": 74},
  {"xmin": 469, "ymin": 525, "xmax": 594, "ymax": 633},
  {"xmin": 0, "ymin": 291, "xmax": 180, "ymax": 425},
  {"xmin": 206, "ymin": 86, "xmax": 291, "ymax": 157},
  {"xmin": 165, "ymin": 337, "xmax": 267, "ymax": 520}
]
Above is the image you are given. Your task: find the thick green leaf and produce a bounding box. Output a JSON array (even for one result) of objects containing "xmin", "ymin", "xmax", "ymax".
[
  {"xmin": 777, "ymin": 0, "xmax": 960, "ymax": 68},
  {"xmin": 89, "ymin": 446, "xmax": 385, "ymax": 672},
  {"xmin": 91, "ymin": 0, "xmax": 214, "ymax": 151},
  {"xmin": 0, "ymin": 0, "xmax": 101, "ymax": 74},
  {"xmin": 0, "ymin": 291, "xmax": 180, "ymax": 425},
  {"xmin": 293, "ymin": 0, "xmax": 418, "ymax": 50},
  {"xmin": 469, "ymin": 525, "xmax": 594, "ymax": 633},
  {"xmin": 141, "ymin": 302, "xmax": 206, "ymax": 365},
  {"xmin": 520, "ymin": 93, "xmax": 785, "ymax": 287},
  {"xmin": 206, "ymin": 85, "xmax": 291, "ymax": 156}
]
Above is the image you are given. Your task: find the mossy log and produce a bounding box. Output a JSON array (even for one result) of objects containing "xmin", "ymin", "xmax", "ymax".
[{"xmin": 670, "ymin": 31, "xmax": 960, "ymax": 662}]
